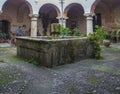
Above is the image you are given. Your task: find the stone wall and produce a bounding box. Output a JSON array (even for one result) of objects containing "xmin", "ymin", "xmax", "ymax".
[
  {"xmin": 16, "ymin": 37, "xmax": 95, "ymax": 67},
  {"xmin": 0, "ymin": 2, "xmax": 30, "ymax": 33}
]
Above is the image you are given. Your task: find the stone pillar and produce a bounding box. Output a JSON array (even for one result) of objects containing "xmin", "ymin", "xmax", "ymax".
[
  {"xmin": 0, "ymin": 10, "xmax": 2, "ymax": 15},
  {"xmin": 29, "ymin": 14, "xmax": 38, "ymax": 37},
  {"xmin": 56, "ymin": 16, "xmax": 68, "ymax": 27},
  {"xmin": 84, "ymin": 13, "xmax": 95, "ymax": 35}
]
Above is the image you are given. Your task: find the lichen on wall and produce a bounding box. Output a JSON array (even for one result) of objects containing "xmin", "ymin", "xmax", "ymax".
[{"xmin": 16, "ymin": 37, "xmax": 95, "ymax": 67}]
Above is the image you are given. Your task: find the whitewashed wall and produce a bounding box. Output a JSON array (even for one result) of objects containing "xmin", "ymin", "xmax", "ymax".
[
  {"xmin": 0, "ymin": 0, "xmax": 96, "ymax": 14},
  {"xmin": 26, "ymin": 0, "xmax": 96, "ymax": 14}
]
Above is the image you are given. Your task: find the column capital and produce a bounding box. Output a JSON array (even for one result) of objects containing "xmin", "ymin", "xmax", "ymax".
[
  {"xmin": 84, "ymin": 13, "xmax": 95, "ymax": 17},
  {"xmin": 56, "ymin": 16, "xmax": 68, "ymax": 27},
  {"xmin": 29, "ymin": 14, "xmax": 39, "ymax": 18},
  {"xmin": 29, "ymin": 14, "xmax": 39, "ymax": 21},
  {"xmin": 56, "ymin": 16, "xmax": 68, "ymax": 20}
]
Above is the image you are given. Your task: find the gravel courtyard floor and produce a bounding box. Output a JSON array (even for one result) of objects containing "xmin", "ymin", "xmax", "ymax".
[{"xmin": 0, "ymin": 43, "xmax": 120, "ymax": 94}]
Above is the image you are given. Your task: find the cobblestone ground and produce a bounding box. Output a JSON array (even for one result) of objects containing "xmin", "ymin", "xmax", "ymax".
[{"xmin": 0, "ymin": 43, "xmax": 120, "ymax": 94}]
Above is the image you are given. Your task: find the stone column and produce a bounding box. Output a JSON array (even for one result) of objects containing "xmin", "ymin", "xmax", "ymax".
[
  {"xmin": 0, "ymin": 10, "xmax": 2, "ymax": 15},
  {"xmin": 84, "ymin": 13, "xmax": 95, "ymax": 35},
  {"xmin": 56, "ymin": 16, "xmax": 68, "ymax": 27},
  {"xmin": 29, "ymin": 14, "xmax": 38, "ymax": 37}
]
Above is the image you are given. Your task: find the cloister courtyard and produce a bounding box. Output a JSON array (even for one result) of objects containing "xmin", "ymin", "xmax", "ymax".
[
  {"xmin": 0, "ymin": 0, "xmax": 120, "ymax": 94},
  {"xmin": 0, "ymin": 43, "xmax": 120, "ymax": 94}
]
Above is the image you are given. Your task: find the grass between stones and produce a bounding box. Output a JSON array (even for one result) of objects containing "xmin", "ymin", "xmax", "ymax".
[
  {"xmin": 0, "ymin": 59, "xmax": 5, "ymax": 63},
  {"xmin": 0, "ymin": 70, "xmax": 16, "ymax": 84},
  {"xmin": 88, "ymin": 76, "xmax": 99, "ymax": 86},
  {"xmin": 113, "ymin": 70, "xmax": 120, "ymax": 75},
  {"xmin": 92, "ymin": 65, "xmax": 112, "ymax": 72}
]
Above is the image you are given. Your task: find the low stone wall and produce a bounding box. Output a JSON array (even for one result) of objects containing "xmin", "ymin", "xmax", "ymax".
[{"xmin": 16, "ymin": 36, "xmax": 95, "ymax": 67}]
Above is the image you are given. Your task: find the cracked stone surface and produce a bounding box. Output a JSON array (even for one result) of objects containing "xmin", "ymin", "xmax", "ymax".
[{"xmin": 0, "ymin": 43, "xmax": 120, "ymax": 94}]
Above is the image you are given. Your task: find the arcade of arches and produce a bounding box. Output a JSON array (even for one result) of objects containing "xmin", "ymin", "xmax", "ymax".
[
  {"xmin": 0, "ymin": 0, "xmax": 120, "ymax": 39},
  {"xmin": 91, "ymin": 0, "xmax": 120, "ymax": 32}
]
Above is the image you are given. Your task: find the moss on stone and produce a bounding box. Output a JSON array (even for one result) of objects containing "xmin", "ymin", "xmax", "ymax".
[
  {"xmin": 16, "ymin": 37, "xmax": 95, "ymax": 67},
  {"xmin": 0, "ymin": 71, "xmax": 16, "ymax": 84},
  {"xmin": 88, "ymin": 77, "xmax": 99, "ymax": 86},
  {"xmin": 92, "ymin": 65, "xmax": 112, "ymax": 72},
  {"xmin": 113, "ymin": 70, "xmax": 120, "ymax": 75},
  {"xmin": 0, "ymin": 59, "xmax": 5, "ymax": 63}
]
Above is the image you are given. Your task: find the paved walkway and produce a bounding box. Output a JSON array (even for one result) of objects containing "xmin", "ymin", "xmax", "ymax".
[
  {"xmin": 0, "ymin": 43, "xmax": 11, "ymax": 47},
  {"xmin": 0, "ymin": 43, "xmax": 120, "ymax": 94}
]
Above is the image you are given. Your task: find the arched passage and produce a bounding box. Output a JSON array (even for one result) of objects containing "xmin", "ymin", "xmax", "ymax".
[
  {"xmin": 38, "ymin": 3, "xmax": 60, "ymax": 35},
  {"xmin": 0, "ymin": 0, "xmax": 32, "ymax": 37},
  {"xmin": 0, "ymin": 20, "xmax": 10, "ymax": 40},
  {"xmin": 64, "ymin": 3, "xmax": 85, "ymax": 34},
  {"xmin": 91, "ymin": 0, "xmax": 120, "ymax": 32}
]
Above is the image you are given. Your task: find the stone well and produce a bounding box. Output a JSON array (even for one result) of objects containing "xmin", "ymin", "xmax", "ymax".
[{"xmin": 16, "ymin": 36, "xmax": 95, "ymax": 67}]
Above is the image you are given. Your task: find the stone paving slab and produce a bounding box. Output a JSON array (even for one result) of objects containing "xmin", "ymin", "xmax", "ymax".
[{"xmin": 0, "ymin": 43, "xmax": 11, "ymax": 47}]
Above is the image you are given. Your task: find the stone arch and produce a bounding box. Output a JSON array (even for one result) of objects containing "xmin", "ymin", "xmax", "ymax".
[
  {"xmin": 1, "ymin": 0, "xmax": 32, "ymax": 35},
  {"xmin": 64, "ymin": 3, "xmax": 85, "ymax": 34},
  {"xmin": 24, "ymin": 1, "xmax": 33, "ymax": 14},
  {"xmin": 0, "ymin": 1, "xmax": 12, "ymax": 35},
  {"xmin": 64, "ymin": 3, "xmax": 84, "ymax": 16},
  {"xmin": 90, "ymin": 0, "xmax": 101, "ymax": 13},
  {"xmin": 38, "ymin": 3, "xmax": 60, "ymax": 36},
  {"xmin": 2, "ymin": 0, "xmax": 33, "ymax": 13},
  {"xmin": 91, "ymin": 0, "xmax": 120, "ymax": 32},
  {"xmin": 91, "ymin": 0, "xmax": 110, "ymax": 31},
  {"xmin": 17, "ymin": 2, "xmax": 32, "ymax": 23},
  {"xmin": 1, "ymin": 1, "xmax": 9, "ymax": 13},
  {"xmin": 39, "ymin": 3, "xmax": 60, "ymax": 17}
]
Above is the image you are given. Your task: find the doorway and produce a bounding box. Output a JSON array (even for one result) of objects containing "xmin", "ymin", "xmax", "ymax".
[{"xmin": 0, "ymin": 20, "xmax": 10, "ymax": 39}]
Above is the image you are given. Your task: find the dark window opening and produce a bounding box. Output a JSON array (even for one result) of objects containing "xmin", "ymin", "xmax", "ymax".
[
  {"xmin": 71, "ymin": 21, "xmax": 77, "ymax": 29},
  {"xmin": 0, "ymin": 20, "xmax": 10, "ymax": 39},
  {"xmin": 93, "ymin": 13, "xmax": 102, "ymax": 31}
]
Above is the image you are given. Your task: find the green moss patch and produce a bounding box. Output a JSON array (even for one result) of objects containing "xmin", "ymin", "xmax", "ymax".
[
  {"xmin": 0, "ymin": 59, "xmax": 5, "ymax": 63},
  {"xmin": 88, "ymin": 77, "xmax": 99, "ymax": 86},
  {"xmin": 113, "ymin": 70, "xmax": 120, "ymax": 75},
  {"xmin": 92, "ymin": 65, "xmax": 112, "ymax": 72},
  {"xmin": 0, "ymin": 70, "xmax": 16, "ymax": 84}
]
